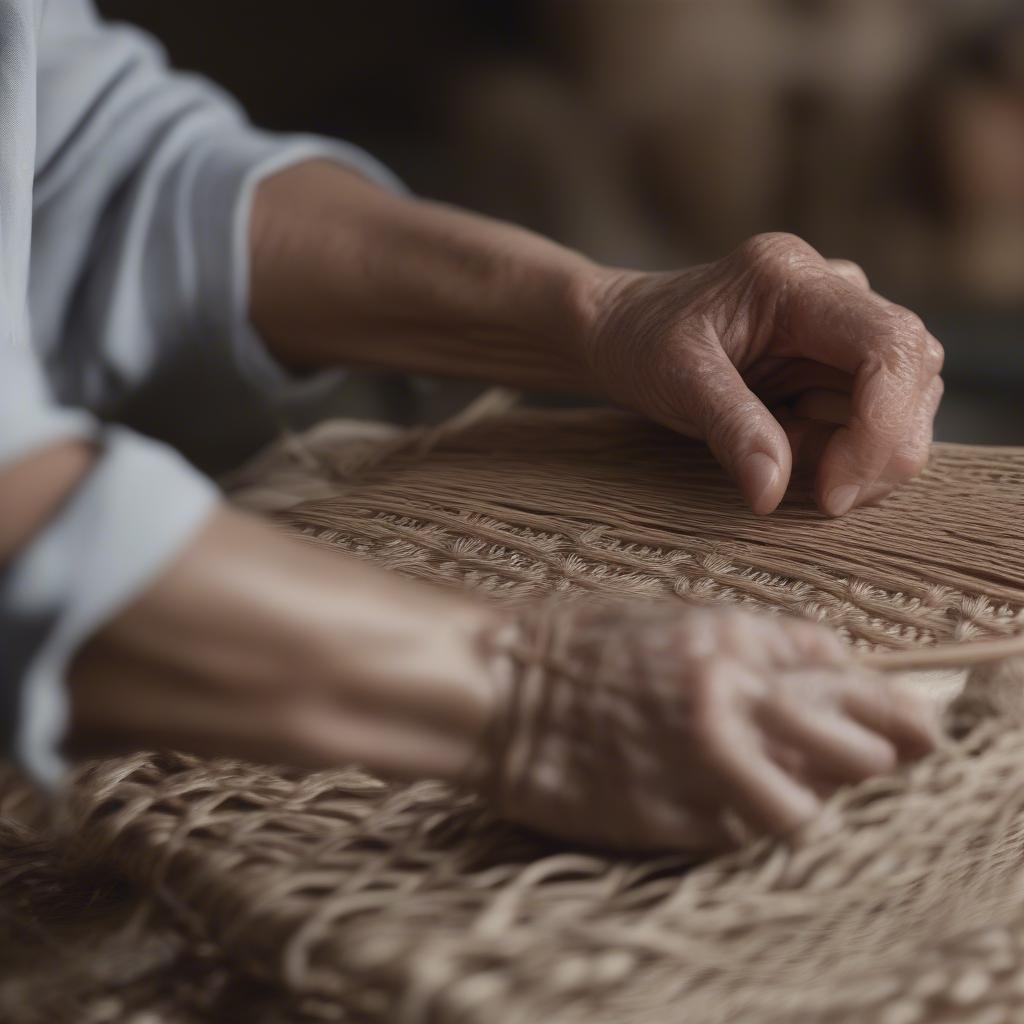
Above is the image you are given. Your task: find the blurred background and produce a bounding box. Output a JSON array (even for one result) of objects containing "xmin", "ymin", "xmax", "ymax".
[{"xmin": 98, "ymin": 0, "xmax": 1024, "ymax": 443}]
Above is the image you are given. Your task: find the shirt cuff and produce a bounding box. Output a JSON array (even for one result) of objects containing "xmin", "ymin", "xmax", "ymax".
[
  {"xmin": 190, "ymin": 130, "xmax": 406, "ymax": 415},
  {"xmin": 0, "ymin": 426, "xmax": 218, "ymax": 786}
]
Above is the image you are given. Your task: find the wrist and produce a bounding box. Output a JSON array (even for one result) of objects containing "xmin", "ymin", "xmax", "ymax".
[
  {"xmin": 559, "ymin": 259, "xmax": 615, "ymax": 394},
  {"xmin": 307, "ymin": 577, "xmax": 510, "ymax": 785},
  {"xmin": 565, "ymin": 263, "xmax": 647, "ymax": 399}
]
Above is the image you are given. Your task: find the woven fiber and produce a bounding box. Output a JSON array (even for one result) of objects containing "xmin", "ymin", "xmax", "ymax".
[{"xmin": 5, "ymin": 406, "xmax": 1024, "ymax": 1024}]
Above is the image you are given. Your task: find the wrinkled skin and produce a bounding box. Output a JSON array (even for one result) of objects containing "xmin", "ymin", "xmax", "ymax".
[
  {"xmin": 70, "ymin": 512, "xmax": 942, "ymax": 856},
  {"xmin": 478, "ymin": 603, "xmax": 940, "ymax": 852},
  {"xmin": 586, "ymin": 233, "xmax": 945, "ymax": 517},
  {"xmin": 56, "ymin": 178, "xmax": 946, "ymax": 855}
]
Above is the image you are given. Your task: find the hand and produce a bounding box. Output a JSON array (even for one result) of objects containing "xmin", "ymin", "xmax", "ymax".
[
  {"xmin": 474, "ymin": 603, "xmax": 939, "ymax": 852},
  {"xmin": 585, "ymin": 233, "xmax": 945, "ymax": 516}
]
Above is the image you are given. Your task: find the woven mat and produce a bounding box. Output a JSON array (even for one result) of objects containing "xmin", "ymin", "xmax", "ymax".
[{"xmin": 5, "ymin": 407, "xmax": 1024, "ymax": 1024}]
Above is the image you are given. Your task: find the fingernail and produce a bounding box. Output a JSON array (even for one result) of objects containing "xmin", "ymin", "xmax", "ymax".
[
  {"xmin": 826, "ymin": 484, "xmax": 860, "ymax": 517},
  {"xmin": 742, "ymin": 452, "xmax": 780, "ymax": 514}
]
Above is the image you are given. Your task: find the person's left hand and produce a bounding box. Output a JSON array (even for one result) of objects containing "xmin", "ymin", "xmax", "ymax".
[
  {"xmin": 474, "ymin": 601, "xmax": 939, "ymax": 852},
  {"xmin": 584, "ymin": 232, "xmax": 944, "ymax": 516}
]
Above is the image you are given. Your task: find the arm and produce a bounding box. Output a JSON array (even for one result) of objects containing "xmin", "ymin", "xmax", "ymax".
[
  {"xmin": 0, "ymin": 431, "xmax": 492, "ymax": 786},
  {"xmin": 68, "ymin": 507, "xmax": 499, "ymax": 784},
  {"xmin": 4, "ymin": 0, "xmax": 385, "ymax": 781},
  {"xmin": 17, "ymin": 4, "xmax": 938, "ymax": 849},
  {"xmin": 252, "ymin": 161, "xmax": 944, "ymax": 517},
  {"xmin": 250, "ymin": 161, "xmax": 599, "ymax": 393},
  {"xmin": 67, "ymin": 504, "xmax": 939, "ymax": 852}
]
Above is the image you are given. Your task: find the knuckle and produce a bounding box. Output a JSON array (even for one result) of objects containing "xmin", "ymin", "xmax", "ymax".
[
  {"xmin": 787, "ymin": 617, "xmax": 844, "ymax": 662},
  {"xmin": 880, "ymin": 307, "xmax": 928, "ymax": 361},
  {"xmin": 864, "ymin": 332, "xmax": 924, "ymax": 387},
  {"xmin": 720, "ymin": 608, "xmax": 759, "ymax": 645},
  {"xmin": 888, "ymin": 437, "xmax": 932, "ymax": 480},
  {"xmin": 734, "ymin": 232, "xmax": 815, "ymax": 281},
  {"xmin": 924, "ymin": 336, "xmax": 945, "ymax": 376},
  {"xmin": 832, "ymin": 259, "xmax": 869, "ymax": 285}
]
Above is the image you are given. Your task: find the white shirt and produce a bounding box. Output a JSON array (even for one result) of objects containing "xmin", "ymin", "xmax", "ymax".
[{"xmin": 0, "ymin": 0, "xmax": 399, "ymax": 781}]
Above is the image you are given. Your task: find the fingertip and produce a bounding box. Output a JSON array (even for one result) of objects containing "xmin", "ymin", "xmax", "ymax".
[
  {"xmin": 819, "ymin": 474, "xmax": 894, "ymax": 516},
  {"xmin": 772, "ymin": 791, "xmax": 823, "ymax": 841},
  {"xmin": 815, "ymin": 432, "xmax": 880, "ymax": 516},
  {"xmin": 824, "ymin": 484, "xmax": 861, "ymax": 518},
  {"xmin": 858, "ymin": 480, "xmax": 897, "ymax": 508},
  {"xmin": 741, "ymin": 450, "xmax": 791, "ymax": 516},
  {"xmin": 844, "ymin": 675, "xmax": 944, "ymax": 761},
  {"xmin": 894, "ymin": 688, "xmax": 944, "ymax": 757}
]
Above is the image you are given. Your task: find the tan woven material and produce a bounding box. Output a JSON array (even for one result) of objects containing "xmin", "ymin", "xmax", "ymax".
[{"xmin": 5, "ymin": 406, "xmax": 1024, "ymax": 1024}]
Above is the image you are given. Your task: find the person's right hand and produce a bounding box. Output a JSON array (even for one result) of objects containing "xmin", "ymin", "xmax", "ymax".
[
  {"xmin": 474, "ymin": 602, "xmax": 940, "ymax": 852},
  {"xmin": 584, "ymin": 234, "xmax": 945, "ymax": 516}
]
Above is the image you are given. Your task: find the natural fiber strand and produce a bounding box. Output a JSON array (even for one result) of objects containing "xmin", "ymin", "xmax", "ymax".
[{"xmin": 3, "ymin": 406, "xmax": 1024, "ymax": 1023}]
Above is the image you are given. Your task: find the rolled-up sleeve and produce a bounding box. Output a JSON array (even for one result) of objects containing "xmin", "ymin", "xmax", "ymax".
[
  {"xmin": 0, "ymin": 389, "xmax": 217, "ymax": 785},
  {"xmin": 32, "ymin": 0, "xmax": 403, "ymax": 472},
  {"xmin": 1, "ymin": 0, "xmax": 402, "ymax": 782}
]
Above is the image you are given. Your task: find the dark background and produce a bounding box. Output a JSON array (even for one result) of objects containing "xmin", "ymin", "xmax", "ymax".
[{"xmin": 97, "ymin": 0, "xmax": 1024, "ymax": 443}]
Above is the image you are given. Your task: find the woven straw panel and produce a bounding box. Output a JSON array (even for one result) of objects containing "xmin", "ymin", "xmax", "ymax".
[{"xmin": 5, "ymin": 407, "xmax": 1024, "ymax": 1024}]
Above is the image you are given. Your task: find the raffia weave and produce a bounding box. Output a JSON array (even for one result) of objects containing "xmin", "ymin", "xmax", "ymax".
[{"xmin": 4, "ymin": 406, "xmax": 1024, "ymax": 1024}]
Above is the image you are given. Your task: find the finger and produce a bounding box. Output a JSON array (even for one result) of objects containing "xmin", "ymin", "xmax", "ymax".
[
  {"xmin": 841, "ymin": 675, "xmax": 942, "ymax": 759},
  {"xmin": 906, "ymin": 374, "xmax": 943, "ymax": 471},
  {"xmin": 758, "ymin": 699, "xmax": 898, "ymax": 784},
  {"xmin": 923, "ymin": 331, "xmax": 945, "ymax": 378},
  {"xmin": 877, "ymin": 375, "xmax": 943, "ymax": 492},
  {"xmin": 792, "ymin": 388, "xmax": 852, "ymax": 426},
  {"xmin": 740, "ymin": 611, "xmax": 848, "ymax": 666},
  {"xmin": 682, "ymin": 343, "xmax": 793, "ymax": 515},
  {"xmin": 775, "ymin": 616, "xmax": 850, "ymax": 666},
  {"xmin": 746, "ymin": 357, "xmax": 854, "ymax": 404},
  {"xmin": 820, "ymin": 375, "xmax": 942, "ymax": 511},
  {"xmin": 776, "ymin": 412, "xmax": 837, "ymax": 475},
  {"xmin": 765, "ymin": 740, "xmax": 866, "ymax": 800},
  {"xmin": 764, "ymin": 736, "xmax": 808, "ymax": 777},
  {"xmin": 639, "ymin": 798, "xmax": 738, "ymax": 853},
  {"xmin": 815, "ymin": 365, "xmax": 921, "ymax": 515},
  {"xmin": 783, "ymin": 281, "xmax": 934, "ymax": 515},
  {"xmin": 705, "ymin": 719, "xmax": 822, "ymax": 837},
  {"xmin": 727, "ymin": 749, "xmax": 823, "ymax": 838},
  {"xmin": 827, "ymin": 259, "xmax": 870, "ymax": 291}
]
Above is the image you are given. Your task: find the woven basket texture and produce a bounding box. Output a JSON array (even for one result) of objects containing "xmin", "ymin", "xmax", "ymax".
[{"xmin": 3, "ymin": 407, "xmax": 1024, "ymax": 1024}]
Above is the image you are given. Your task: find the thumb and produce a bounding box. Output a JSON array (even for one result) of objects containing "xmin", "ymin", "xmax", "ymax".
[{"xmin": 684, "ymin": 352, "xmax": 792, "ymax": 515}]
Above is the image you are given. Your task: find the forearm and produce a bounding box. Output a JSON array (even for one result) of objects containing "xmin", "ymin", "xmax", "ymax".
[
  {"xmin": 67, "ymin": 505, "xmax": 501, "ymax": 782},
  {"xmin": 250, "ymin": 159, "xmax": 608, "ymax": 392}
]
